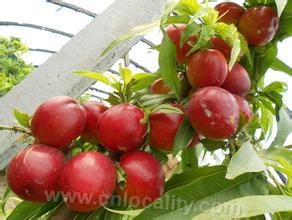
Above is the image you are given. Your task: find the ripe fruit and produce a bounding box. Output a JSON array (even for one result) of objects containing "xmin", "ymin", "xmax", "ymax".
[
  {"xmin": 233, "ymin": 95, "xmax": 252, "ymax": 123},
  {"xmin": 239, "ymin": 6, "xmax": 279, "ymax": 46},
  {"xmin": 150, "ymin": 78, "xmax": 171, "ymax": 94},
  {"xmin": 98, "ymin": 104, "xmax": 147, "ymax": 153},
  {"xmin": 7, "ymin": 144, "xmax": 65, "ymax": 203},
  {"xmin": 59, "ymin": 152, "xmax": 116, "ymax": 212},
  {"xmin": 31, "ymin": 96, "xmax": 86, "ymax": 149},
  {"xmin": 215, "ymin": 2, "xmax": 245, "ymax": 25},
  {"xmin": 166, "ymin": 24, "xmax": 197, "ymax": 64},
  {"xmin": 116, "ymin": 151, "xmax": 165, "ymax": 208},
  {"xmin": 149, "ymin": 111, "xmax": 184, "ymax": 151},
  {"xmin": 81, "ymin": 101, "xmax": 108, "ymax": 144},
  {"xmin": 210, "ymin": 37, "xmax": 232, "ymax": 61},
  {"xmin": 187, "ymin": 49, "xmax": 228, "ymax": 89},
  {"xmin": 221, "ymin": 63, "xmax": 251, "ymax": 96},
  {"xmin": 187, "ymin": 87, "xmax": 239, "ymax": 139}
]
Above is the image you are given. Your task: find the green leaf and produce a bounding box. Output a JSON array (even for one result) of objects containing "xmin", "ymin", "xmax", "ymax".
[
  {"xmin": 13, "ymin": 108, "xmax": 31, "ymax": 128},
  {"xmin": 1, "ymin": 186, "xmax": 12, "ymax": 214},
  {"xmin": 226, "ymin": 142, "xmax": 266, "ymax": 180},
  {"xmin": 160, "ymin": 0, "xmax": 179, "ymax": 25},
  {"xmin": 153, "ymin": 103, "xmax": 183, "ymax": 114},
  {"xmin": 100, "ymin": 19, "xmax": 160, "ymax": 57},
  {"xmin": 159, "ymin": 30, "xmax": 181, "ymax": 97},
  {"xmin": 27, "ymin": 199, "xmax": 63, "ymax": 219},
  {"xmin": 165, "ymin": 166, "xmax": 226, "ymax": 191},
  {"xmin": 180, "ymin": 22, "xmax": 201, "ymax": 48},
  {"xmin": 263, "ymin": 147, "xmax": 292, "ymax": 164},
  {"xmin": 200, "ymin": 139, "xmax": 226, "ymax": 151},
  {"xmin": 136, "ymin": 171, "xmax": 268, "ymax": 219},
  {"xmin": 229, "ymin": 38, "xmax": 241, "ymax": 70},
  {"xmin": 181, "ymin": 147, "xmax": 198, "ymax": 171},
  {"xmin": 74, "ymin": 70, "xmax": 114, "ymax": 86},
  {"xmin": 165, "ymin": 15, "xmax": 191, "ymax": 25},
  {"xmin": 270, "ymin": 108, "xmax": 292, "ymax": 147},
  {"xmin": 172, "ymin": 117, "xmax": 194, "ymax": 156},
  {"xmin": 187, "ymin": 25, "xmax": 214, "ymax": 55},
  {"xmin": 195, "ymin": 195, "xmax": 292, "ymax": 219},
  {"xmin": 174, "ymin": 0, "xmax": 201, "ymax": 15},
  {"xmin": 271, "ymin": 57, "xmax": 292, "ymax": 76},
  {"xmin": 275, "ymin": 0, "xmax": 288, "ymax": 16},
  {"xmin": 150, "ymin": 147, "xmax": 168, "ymax": 165},
  {"xmin": 277, "ymin": 0, "xmax": 292, "ymax": 40},
  {"xmin": 119, "ymin": 66, "xmax": 132, "ymax": 85},
  {"xmin": 132, "ymin": 73, "xmax": 156, "ymax": 92},
  {"xmin": 263, "ymin": 81, "xmax": 288, "ymax": 93},
  {"xmin": 6, "ymin": 201, "xmax": 42, "ymax": 220},
  {"xmin": 103, "ymin": 206, "xmax": 143, "ymax": 217}
]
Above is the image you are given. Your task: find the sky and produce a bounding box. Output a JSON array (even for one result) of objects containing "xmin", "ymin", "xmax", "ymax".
[{"xmin": 0, "ymin": 0, "xmax": 291, "ymax": 145}]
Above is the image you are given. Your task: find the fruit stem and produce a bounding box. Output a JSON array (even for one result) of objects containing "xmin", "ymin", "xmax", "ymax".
[{"xmin": 0, "ymin": 125, "xmax": 32, "ymax": 135}]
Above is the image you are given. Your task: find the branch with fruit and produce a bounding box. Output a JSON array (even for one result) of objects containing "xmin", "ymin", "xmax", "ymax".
[{"xmin": 1, "ymin": 0, "xmax": 292, "ymax": 219}]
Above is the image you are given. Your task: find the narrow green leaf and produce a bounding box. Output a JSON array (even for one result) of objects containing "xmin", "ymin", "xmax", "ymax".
[
  {"xmin": 195, "ymin": 195, "xmax": 292, "ymax": 219},
  {"xmin": 226, "ymin": 142, "xmax": 266, "ymax": 180},
  {"xmin": 271, "ymin": 108, "xmax": 292, "ymax": 147},
  {"xmin": 165, "ymin": 166, "xmax": 225, "ymax": 191},
  {"xmin": 229, "ymin": 38, "xmax": 241, "ymax": 70},
  {"xmin": 263, "ymin": 147, "xmax": 292, "ymax": 165},
  {"xmin": 136, "ymin": 172, "xmax": 267, "ymax": 219},
  {"xmin": 160, "ymin": 0, "xmax": 179, "ymax": 25},
  {"xmin": 1, "ymin": 186, "xmax": 12, "ymax": 214},
  {"xmin": 174, "ymin": 0, "xmax": 201, "ymax": 15},
  {"xmin": 119, "ymin": 66, "xmax": 132, "ymax": 85},
  {"xmin": 27, "ymin": 199, "xmax": 63, "ymax": 219},
  {"xmin": 132, "ymin": 74, "xmax": 156, "ymax": 92},
  {"xmin": 100, "ymin": 19, "xmax": 160, "ymax": 57},
  {"xmin": 74, "ymin": 70, "xmax": 114, "ymax": 86},
  {"xmin": 271, "ymin": 57, "xmax": 292, "ymax": 76},
  {"xmin": 187, "ymin": 25, "xmax": 214, "ymax": 55},
  {"xmin": 275, "ymin": 0, "xmax": 288, "ymax": 17},
  {"xmin": 6, "ymin": 201, "xmax": 42, "ymax": 220},
  {"xmin": 103, "ymin": 206, "xmax": 144, "ymax": 217},
  {"xmin": 150, "ymin": 147, "xmax": 168, "ymax": 165},
  {"xmin": 180, "ymin": 22, "xmax": 201, "ymax": 47},
  {"xmin": 153, "ymin": 103, "xmax": 183, "ymax": 114},
  {"xmin": 165, "ymin": 15, "xmax": 191, "ymax": 25},
  {"xmin": 200, "ymin": 139, "xmax": 226, "ymax": 151},
  {"xmin": 181, "ymin": 147, "xmax": 198, "ymax": 171},
  {"xmin": 13, "ymin": 108, "xmax": 30, "ymax": 128},
  {"xmin": 172, "ymin": 117, "xmax": 194, "ymax": 156},
  {"xmin": 159, "ymin": 30, "xmax": 181, "ymax": 97},
  {"xmin": 263, "ymin": 81, "xmax": 288, "ymax": 93}
]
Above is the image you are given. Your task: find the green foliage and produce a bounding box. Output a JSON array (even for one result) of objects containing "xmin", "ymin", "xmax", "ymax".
[{"xmin": 0, "ymin": 37, "xmax": 33, "ymax": 96}]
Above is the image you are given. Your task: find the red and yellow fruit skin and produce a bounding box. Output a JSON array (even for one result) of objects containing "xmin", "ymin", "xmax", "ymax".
[
  {"xmin": 187, "ymin": 87, "xmax": 239, "ymax": 140},
  {"xmin": 149, "ymin": 111, "xmax": 184, "ymax": 151},
  {"xmin": 31, "ymin": 96, "xmax": 86, "ymax": 149},
  {"xmin": 215, "ymin": 2, "xmax": 245, "ymax": 25},
  {"xmin": 233, "ymin": 95, "xmax": 252, "ymax": 123},
  {"xmin": 239, "ymin": 6, "xmax": 279, "ymax": 46},
  {"xmin": 187, "ymin": 49, "xmax": 228, "ymax": 89},
  {"xmin": 210, "ymin": 37, "xmax": 232, "ymax": 62},
  {"xmin": 59, "ymin": 152, "xmax": 116, "ymax": 212},
  {"xmin": 116, "ymin": 151, "xmax": 165, "ymax": 208},
  {"xmin": 7, "ymin": 144, "xmax": 66, "ymax": 203},
  {"xmin": 81, "ymin": 101, "xmax": 108, "ymax": 144},
  {"xmin": 221, "ymin": 63, "xmax": 251, "ymax": 96},
  {"xmin": 166, "ymin": 24, "xmax": 198, "ymax": 64},
  {"xmin": 98, "ymin": 104, "xmax": 147, "ymax": 153},
  {"xmin": 150, "ymin": 78, "xmax": 171, "ymax": 94}
]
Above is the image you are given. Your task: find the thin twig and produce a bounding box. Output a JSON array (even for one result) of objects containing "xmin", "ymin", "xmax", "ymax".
[
  {"xmin": 47, "ymin": 0, "xmax": 97, "ymax": 17},
  {"xmin": 0, "ymin": 21, "xmax": 73, "ymax": 38},
  {"xmin": 267, "ymin": 169, "xmax": 287, "ymax": 195},
  {"xmin": 0, "ymin": 125, "xmax": 32, "ymax": 135}
]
